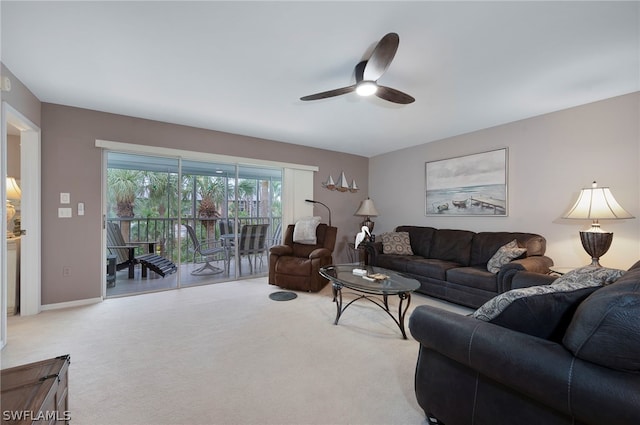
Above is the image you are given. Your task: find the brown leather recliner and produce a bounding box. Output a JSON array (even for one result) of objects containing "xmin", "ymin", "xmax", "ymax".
[{"xmin": 269, "ymin": 223, "xmax": 337, "ymax": 292}]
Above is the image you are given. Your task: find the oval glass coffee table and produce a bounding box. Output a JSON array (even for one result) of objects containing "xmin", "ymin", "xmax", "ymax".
[{"xmin": 319, "ymin": 264, "xmax": 420, "ymax": 339}]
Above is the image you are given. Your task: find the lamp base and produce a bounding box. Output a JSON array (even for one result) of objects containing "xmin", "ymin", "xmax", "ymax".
[
  {"xmin": 6, "ymin": 201, "xmax": 16, "ymax": 237},
  {"xmin": 579, "ymin": 231, "xmax": 613, "ymax": 267},
  {"xmin": 361, "ymin": 218, "xmax": 374, "ymax": 234}
]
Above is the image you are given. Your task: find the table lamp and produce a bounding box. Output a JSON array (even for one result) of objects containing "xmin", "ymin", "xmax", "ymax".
[
  {"xmin": 563, "ymin": 181, "xmax": 634, "ymax": 266},
  {"xmin": 6, "ymin": 177, "xmax": 22, "ymax": 237},
  {"xmin": 355, "ymin": 197, "xmax": 379, "ymax": 233}
]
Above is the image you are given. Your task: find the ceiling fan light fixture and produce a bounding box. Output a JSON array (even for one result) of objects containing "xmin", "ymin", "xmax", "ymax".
[{"xmin": 356, "ymin": 81, "xmax": 378, "ymax": 97}]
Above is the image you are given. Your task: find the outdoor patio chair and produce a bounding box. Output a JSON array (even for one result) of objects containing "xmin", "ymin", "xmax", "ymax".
[
  {"xmin": 269, "ymin": 222, "xmax": 283, "ymax": 248},
  {"xmin": 227, "ymin": 223, "xmax": 270, "ymax": 274},
  {"xmin": 185, "ymin": 224, "xmax": 228, "ymax": 275},
  {"xmin": 106, "ymin": 222, "xmax": 177, "ymax": 279},
  {"xmin": 219, "ymin": 218, "xmax": 237, "ymax": 248}
]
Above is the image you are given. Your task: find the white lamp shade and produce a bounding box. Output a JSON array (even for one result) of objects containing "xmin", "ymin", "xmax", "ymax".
[
  {"xmin": 6, "ymin": 177, "xmax": 21, "ymax": 200},
  {"xmin": 563, "ymin": 182, "xmax": 633, "ymax": 220},
  {"xmin": 355, "ymin": 198, "xmax": 379, "ymax": 217}
]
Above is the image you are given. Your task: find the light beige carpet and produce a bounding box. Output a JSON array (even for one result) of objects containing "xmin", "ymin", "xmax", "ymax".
[{"xmin": 2, "ymin": 277, "xmax": 471, "ymax": 425}]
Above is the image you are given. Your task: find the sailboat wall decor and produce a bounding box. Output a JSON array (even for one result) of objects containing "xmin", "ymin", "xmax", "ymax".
[
  {"xmin": 322, "ymin": 171, "xmax": 358, "ymax": 193},
  {"xmin": 322, "ymin": 175, "xmax": 336, "ymax": 190}
]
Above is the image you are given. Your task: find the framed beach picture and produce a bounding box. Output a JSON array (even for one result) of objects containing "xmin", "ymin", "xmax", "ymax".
[{"xmin": 425, "ymin": 148, "xmax": 508, "ymax": 216}]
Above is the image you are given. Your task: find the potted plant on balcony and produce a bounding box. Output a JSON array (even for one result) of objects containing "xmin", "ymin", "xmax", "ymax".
[{"xmin": 197, "ymin": 177, "xmax": 224, "ymax": 237}]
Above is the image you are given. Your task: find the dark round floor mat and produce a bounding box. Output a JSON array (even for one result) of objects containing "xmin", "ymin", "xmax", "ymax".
[{"xmin": 269, "ymin": 291, "xmax": 298, "ymax": 301}]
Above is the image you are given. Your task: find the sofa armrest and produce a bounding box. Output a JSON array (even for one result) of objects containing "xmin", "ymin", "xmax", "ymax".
[
  {"xmin": 269, "ymin": 245, "xmax": 292, "ymax": 256},
  {"xmin": 364, "ymin": 241, "xmax": 383, "ymax": 265},
  {"xmin": 509, "ymin": 270, "xmax": 558, "ymax": 289},
  {"xmin": 409, "ymin": 305, "xmax": 640, "ymax": 425},
  {"xmin": 497, "ymin": 255, "xmax": 554, "ymax": 292},
  {"xmin": 309, "ymin": 247, "xmax": 331, "ymax": 259}
]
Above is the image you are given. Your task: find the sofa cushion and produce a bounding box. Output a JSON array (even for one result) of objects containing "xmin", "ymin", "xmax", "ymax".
[
  {"xmin": 563, "ymin": 266, "xmax": 640, "ymax": 371},
  {"xmin": 381, "ymin": 232, "xmax": 414, "ymax": 255},
  {"xmin": 396, "ymin": 226, "xmax": 436, "ymax": 258},
  {"xmin": 446, "ymin": 267, "xmax": 498, "ymax": 293},
  {"xmin": 429, "ymin": 229, "xmax": 474, "ymax": 266},
  {"xmin": 292, "ymin": 216, "xmax": 321, "ymax": 244},
  {"xmin": 470, "ymin": 232, "xmax": 546, "ymax": 265},
  {"xmin": 486, "ymin": 240, "xmax": 527, "ymax": 273},
  {"xmin": 406, "ymin": 258, "xmax": 461, "ymax": 281},
  {"xmin": 374, "ymin": 254, "xmax": 421, "ymax": 273},
  {"xmin": 472, "ymin": 266, "xmax": 625, "ymax": 340}
]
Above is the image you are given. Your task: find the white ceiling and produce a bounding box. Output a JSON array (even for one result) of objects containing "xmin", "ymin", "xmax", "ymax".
[{"xmin": 2, "ymin": 1, "xmax": 638, "ymax": 157}]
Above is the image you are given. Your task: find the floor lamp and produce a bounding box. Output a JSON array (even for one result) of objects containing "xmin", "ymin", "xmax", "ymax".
[{"xmin": 563, "ymin": 181, "xmax": 634, "ymax": 267}]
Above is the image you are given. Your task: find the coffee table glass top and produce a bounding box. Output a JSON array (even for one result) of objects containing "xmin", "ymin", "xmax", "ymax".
[{"xmin": 320, "ymin": 264, "xmax": 420, "ymax": 294}]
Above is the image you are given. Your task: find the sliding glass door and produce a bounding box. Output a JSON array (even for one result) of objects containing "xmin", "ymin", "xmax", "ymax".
[
  {"xmin": 105, "ymin": 152, "xmax": 180, "ymax": 296},
  {"xmin": 105, "ymin": 151, "xmax": 282, "ymax": 297},
  {"xmin": 228, "ymin": 164, "xmax": 282, "ymax": 277}
]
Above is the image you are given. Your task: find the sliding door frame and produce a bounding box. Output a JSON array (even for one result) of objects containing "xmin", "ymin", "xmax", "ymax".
[{"xmin": 98, "ymin": 139, "xmax": 316, "ymax": 293}]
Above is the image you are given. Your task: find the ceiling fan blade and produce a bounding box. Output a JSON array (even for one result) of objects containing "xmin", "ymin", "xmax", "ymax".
[
  {"xmin": 300, "ymin": 85, "xmax": 356, "ymax": 101},
  {"xmin": 375, "ymin": 86, "xmax": 415, "ymax": 104},
  {"xmin": 355, "ymin": 61, "xmax": 366, "ymax": 83},
  {"xmin": 363, "ymin": 33, "xmax": 399, "ymax": 81}
]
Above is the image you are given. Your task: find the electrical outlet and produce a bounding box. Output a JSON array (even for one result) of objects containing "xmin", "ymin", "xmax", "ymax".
[{"xmin": 62, "ymin": 266, "xmax": 71, "ymax": 277}]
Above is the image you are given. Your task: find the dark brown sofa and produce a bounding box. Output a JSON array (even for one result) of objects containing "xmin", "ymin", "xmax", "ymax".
[
  {"xmin": 409, "ymin": 261, "xmax": 640, "ymax": 425},
  {"xmin": 268, "ymin": 223, "xmax": 337, "ymax": 292},
  {"xmin": 366, "ymin": 225, "xmax": 554, "ymax": 308}
]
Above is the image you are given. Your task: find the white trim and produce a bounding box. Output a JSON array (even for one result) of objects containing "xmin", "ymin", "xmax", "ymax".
[
  {"xmin": 1, "ymin": 104, "xmax": 7, "ymax": 349},
  {"xmin": 1, "ymin": 102, "xmax": 42, "ymax": 350},
  {"xmin": 95, "ymin": 139, "xmax": 318, "ymax": 172},
  {"xmin": 19, "ymin": 128, "xmax": 41, "ymax": 316},
  {"xmin": 41, "ymin": 297, "xmax": 102, "ymax": 311}
]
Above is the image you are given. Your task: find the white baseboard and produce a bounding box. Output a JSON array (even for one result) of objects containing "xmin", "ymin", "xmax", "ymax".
[{"xmin": 41, "ymin": 297, "xmax": 102, "ymax": 311}]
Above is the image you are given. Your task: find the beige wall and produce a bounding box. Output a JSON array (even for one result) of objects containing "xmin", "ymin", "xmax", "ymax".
[
  {"xmin": 370, "ymin": 92, "xmax": 640, "ymax": 270},
  {"xmin": 7, "ymin": 135, "xmax": 20, "ymax": 177},
  {"xmin": 1, "ymin": 63, "xmax": 41, "ymax": 127},
  {"xmin": 40, "ymin": 103, "xmax": 369, "ymax": 305}
]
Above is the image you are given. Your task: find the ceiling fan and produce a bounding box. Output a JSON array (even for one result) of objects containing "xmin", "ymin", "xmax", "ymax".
[{"xmin": 300, "ymin": 32, "xmax": 415, "ymax": 105}]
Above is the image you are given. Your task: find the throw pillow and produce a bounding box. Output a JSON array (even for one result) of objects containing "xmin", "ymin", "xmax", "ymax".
[
  {"xmin": 486, "ymin": 239, "xmax": 527, "ymax": 273},
  {"xmin": 381, "ymin": 232, "xmax": 413, "ymax": 255},
  {"xmin": 293, "ymin": 216, "xmax": 321, "ymax": 244},
  {"xmin": 472, "ymin": 266, "xmax": 625, "ymax": 340}
]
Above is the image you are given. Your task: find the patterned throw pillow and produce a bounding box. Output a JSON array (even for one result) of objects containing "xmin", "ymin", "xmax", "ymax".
[
  {"xmin": 293, "ymin": 216, "xmax": 321, "ymax": 244},
  {"xmin": 381, "ymin": 232, "xmax": 414, "ymax": 255},
  {"xmin": 486, "ymin": 239, "xmax": 527, "ymax": 273},
  {"xmin": 472, "ymin": 266, "xmax": 625, "ymax": 323}
]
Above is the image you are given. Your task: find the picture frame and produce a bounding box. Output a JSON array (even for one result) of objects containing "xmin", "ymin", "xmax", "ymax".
[{"xmin": 425, "ymin": 148, "xmax": 508, "ymax": 216}]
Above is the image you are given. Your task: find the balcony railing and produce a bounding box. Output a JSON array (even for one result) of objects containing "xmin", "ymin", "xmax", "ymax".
[{"xmin": 107, "ymin": 216, "xmax": 282, "ymax": 264}]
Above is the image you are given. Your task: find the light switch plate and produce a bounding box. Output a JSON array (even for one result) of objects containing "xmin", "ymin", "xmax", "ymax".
[
  {"xmin": 78, "ymin": 202, "xmax": 85, "ymax": 216},
  {"xmin": 60, "ymin": 193, "xmax": 70, "ymax": 204},
  {"xmin": 58, "ymin": 207, "xmax": 72, "ymax": 218}
]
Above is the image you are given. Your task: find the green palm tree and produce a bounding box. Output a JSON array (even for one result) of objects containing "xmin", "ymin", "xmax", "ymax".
[
  {"xmin": 107, "ymin": 169, "xmax": 143, "ymax": 218},
  {"xmin": 237, "ymin": 179, "xmax": 256, "ymax": 217}
]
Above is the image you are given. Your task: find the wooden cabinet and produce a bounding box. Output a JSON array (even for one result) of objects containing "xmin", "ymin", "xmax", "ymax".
[{"xmin": 1, "ymin": 355, "xmax": 70, "ymax": 424}]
